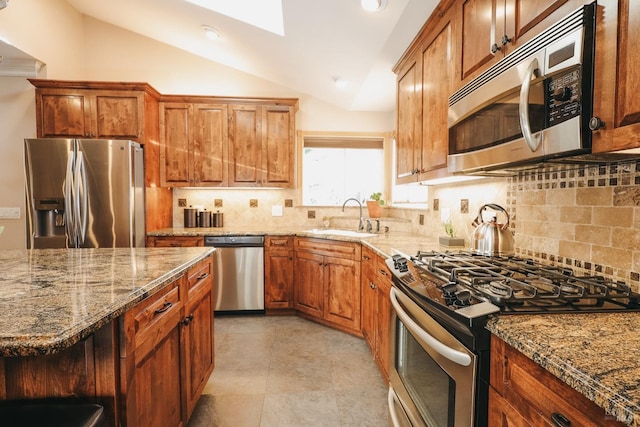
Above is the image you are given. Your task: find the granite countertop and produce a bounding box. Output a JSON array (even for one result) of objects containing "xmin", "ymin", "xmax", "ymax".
[
  {"xmin": 488, "ymin": 314, "xmax": 640, "ymax": 426},
  {"xmin": 0, "ymin": 247, "xmax": 214, "ymax": 357},
  {"xmin": 148, "ymin": 226, "xmax": 442, "ymax": 259}
]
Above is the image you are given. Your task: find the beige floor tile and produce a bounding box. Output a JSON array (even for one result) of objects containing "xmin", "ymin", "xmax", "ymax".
[{"xmin": 196, "ymin": 315, "xmax": 388, "ymax": 426}]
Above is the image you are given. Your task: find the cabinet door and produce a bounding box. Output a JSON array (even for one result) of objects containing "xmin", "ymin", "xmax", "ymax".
[
  {"xmin": 375, "ymin": 275, "xmax": 391, "ymax": 382},
  {"xmin": 361, "ymin": 265, "xmax": 377, "ymax": 352},
  {"xmin": 37, "ymin": 89, "xmax": 93, "ymax": 138},
  {"xmin": 228, "ymin": 104, "xmax": 262, "ymax": 186},
  {"xmin": 395, "ymin": 57, "xmax": 421, "ymax": 184},
  {"xmin": 183, "ymin": 276, "xmax": 214, "ymax": 419},
  {"xmin": 193, "ymin": 104, "xmax": 227, "ymax": 186},
  {"xmin": 294, "ymin": 251, "xmax": 324, "ymax": 318},
  {"xmin": 592, "ymin": 0, "xmax": 640, "ymax": 153},
  {"xmin": 160, "ymin": 103, "xmax": 192, "ymax": 186},
  {"xmin": 418, "ymin": 12, "xmax": 454, "ymax": 177},
  {"xmin": 488, "ymin": 387, "xmax": 534, "ymax": 427},
  {"xmin": 324, "ymin": 256, "xmax": 361, "ymax": 332},
  {"xmin": 93, "ymin": 91, "xmax": 143, "ymax": 140},
  {"xmin": 460, "ymin": 0, "xmax": 502, "ymax": 80},
  {"xmin": 262, "ymin": 105, "xmax": 295, "ymax": 187},
  {"xmin": 265, "ymin": 249, "xmax": 295, "ymax": 309}
]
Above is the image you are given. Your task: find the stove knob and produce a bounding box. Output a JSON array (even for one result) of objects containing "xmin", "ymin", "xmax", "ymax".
[
  {"xmin": 455, "ymin": 290, "xmax": 472, "ymax": 307},
  {"xmin": 441, "ymin": 283, "xmax": 458, "ymax": 297},
  {"xmin": 392, "ymin": 255, "xmax": 408, "ymax": 272}
]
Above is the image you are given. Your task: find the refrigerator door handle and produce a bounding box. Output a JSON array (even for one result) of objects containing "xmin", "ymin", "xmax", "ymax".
[
  {"xmin": 75, "ymin": 151, "xmax": 88, "ymax": 246},
  {"xmin": 64, "ymin": 153, "xmax": 76, "ymax": 247}
]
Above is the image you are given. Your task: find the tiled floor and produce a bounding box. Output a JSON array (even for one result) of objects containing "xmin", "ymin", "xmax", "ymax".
[{"xmin": 187, "ymin": 315, "xmax": 389, "ymax": 427}]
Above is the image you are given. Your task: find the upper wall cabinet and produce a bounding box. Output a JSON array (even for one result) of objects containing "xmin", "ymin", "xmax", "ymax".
[
  {"xmin": 458, "ymin": 0, "xmax": 580, "ymax": 84},
  {"xmin": 394, "ymin": 1, "xmax": 457, "ymax": 184},
  {"xmin": 29, "ymin": 80, "xmax": 157, "ymax": 141},
  {"xmin": 161, "ymin": 97, "xmax": 297, "ymax": 189},
  {"xmin": 160, "ymin": 102, "xmax": 228, "ymax": 187},
  {"xmin": 228, "ymin": 104, "xmax": 296, "ymax": 187},
  {"xmin": 591, "ymin": 0, "xmax": 640, "ymax": 153}
]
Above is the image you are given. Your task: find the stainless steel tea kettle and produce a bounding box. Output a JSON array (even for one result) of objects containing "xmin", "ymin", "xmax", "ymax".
[{"xmin": 471, "ymin": 203, "xmax": 514, "ymax": 256}]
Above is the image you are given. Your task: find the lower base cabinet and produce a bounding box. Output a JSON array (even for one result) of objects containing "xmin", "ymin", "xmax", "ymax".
[
  {"xmin": 264, "ymin": 236, "xmax": 295, "ymax": 311},
  {"xmin": 120, "ymin": 254, "xmax": 214, "ymax": 427},
  {"xmin": 294, "ymin": 237, "xmax": 362, "ymax": 334},
  {"xmin": 361, "ymin": 245, "xmax": 391, "ymax": 383},
  {"xmin": 489, "ymin": 337, "xmax": 625, "ymax": 426}
]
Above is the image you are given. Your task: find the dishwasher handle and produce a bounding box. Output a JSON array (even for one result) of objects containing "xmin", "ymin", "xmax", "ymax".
[{"xmin": 204, "ymin": 235, "xmax": 264, "ymax": 247}]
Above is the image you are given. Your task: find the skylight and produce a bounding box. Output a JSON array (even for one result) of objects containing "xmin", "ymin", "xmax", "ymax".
[{"xmin": 185, "ymin": 0, "xmax": 285, "ymax": 36}]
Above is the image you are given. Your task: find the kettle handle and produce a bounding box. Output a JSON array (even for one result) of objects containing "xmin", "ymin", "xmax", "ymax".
[{"xmin": 472, "ymin": 203, "xmax": 511, "ymax": 230}]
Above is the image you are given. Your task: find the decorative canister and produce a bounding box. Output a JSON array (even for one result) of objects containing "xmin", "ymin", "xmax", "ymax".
[
  {"xmin": 183, "ymin": 207, "xmax": 198, "ymax": 228},
  {"xmin": 198, "ymin": 209, "xmax": 212, "ymax": 228},
  {"xmin": 212, "ymin": 211, "xmax": 224, "ymax": 227}
]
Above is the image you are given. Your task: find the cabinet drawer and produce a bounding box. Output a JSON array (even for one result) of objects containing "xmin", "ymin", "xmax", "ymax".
[
  {"xmin": 295, "ymin": 237, "xmax": 361, "ymax": 260},
  {"xmin": 124, "ymin": 278, "xmax": 183, "ymax": 353},
  {"xmin": 147, "ymin": 236, "xmax": 204, "ymax": 247},
  {"xmin": 265, "ymin": 236, "xmax": 293, "ymax": 250},
  {"xmin": 187, "ymin": 255, "xmax": 213, "ymax": 294}
]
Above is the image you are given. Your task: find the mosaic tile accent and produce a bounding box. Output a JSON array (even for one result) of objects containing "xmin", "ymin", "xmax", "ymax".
[
  {"xmin": 249, "ymin": 199, "xmax": 258, "ymax": 208},
  {"xmin": 214, "ymin": 199, "xmax": 223, "ymax": 208},
  {"xmin": 284, "ymin": 199, "xmax": 293, "ymax": 208},
  {"xmin": 460, "ymin": 199, "xmax": 469, "ymax": 214},
  {"xmin": 508, "ymin": 160, "xmax": 640, "ymax": 289},
  {"xmin": 178, "ymin": 198, "xmax": 187, "ymax": 207}
]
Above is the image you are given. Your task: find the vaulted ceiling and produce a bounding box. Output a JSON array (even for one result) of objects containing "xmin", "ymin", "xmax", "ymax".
[{"xmin": 62, "ymin": 0, "xmax": 438, "ymax": 112}]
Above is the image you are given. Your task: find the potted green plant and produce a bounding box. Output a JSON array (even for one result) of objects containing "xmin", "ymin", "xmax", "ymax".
[
  {"xmin": 439, "ymin": 219, "xmax": 465, "ymax": 247},
  {"xmin": 366, "ymin": 192, "xmax": 385, "ymax": 218}
]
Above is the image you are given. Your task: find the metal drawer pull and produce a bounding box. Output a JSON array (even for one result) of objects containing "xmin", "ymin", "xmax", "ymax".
[
  {"xmin": 182, "ymin": 314, "xmax": 194, "ymax": 326},
  {"xmin": 197, "ymin": 272, "xmax": 209, "ymax": 280},
  {"xmin": 551, "ymin": 412, "xmax": 571, "ymax": 427},
  {"xmin": 390, "ymin": 287, "xmax": 472, "ymax": 366},
  {"xmin": 154, "ymin": 301, "xmax": 172, "ymax": 314}
]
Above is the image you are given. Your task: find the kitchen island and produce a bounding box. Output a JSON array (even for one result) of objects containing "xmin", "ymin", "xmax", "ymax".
[{"xmin": 0, "ymin": 247, "xmax": 215, "ymax": 426}]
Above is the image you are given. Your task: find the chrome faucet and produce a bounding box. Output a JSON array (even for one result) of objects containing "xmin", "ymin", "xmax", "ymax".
[{"xmin": 341, "ymin": 198, "xmax": 364, "ymax": 231}]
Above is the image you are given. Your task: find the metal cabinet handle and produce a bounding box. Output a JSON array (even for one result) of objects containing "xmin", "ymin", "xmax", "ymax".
[
  {"xmin": 154, "ymin": 301, "xmax": 172, "ymax": 314},
  {"xmin": 551, "ymin": 412, "xmax": 571, "ymax": 427},
  {"xmin": 197, "ymin": 272, "xmax": 209, "ymax": 280},
  {"xmin": 369, "ymin": 282, "xmax": 376, "ymax": 290},
  {"xmin": 182, "ymin": 313, "xmax": 194, "ymax": 326}
]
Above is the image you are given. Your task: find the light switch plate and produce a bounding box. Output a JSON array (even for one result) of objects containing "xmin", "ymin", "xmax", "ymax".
[{"xmin": 0, "ymin": 207, "xmax": 20, "ymax": 219}]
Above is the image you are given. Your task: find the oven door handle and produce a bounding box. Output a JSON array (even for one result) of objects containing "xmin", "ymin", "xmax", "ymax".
[
  {"xmin": 390, "ymin": 287, "xmax": 472, "ymax": 367},
  {"xmin": 388, "ymin": 388, "xmax": 404, "ymax": 427}
]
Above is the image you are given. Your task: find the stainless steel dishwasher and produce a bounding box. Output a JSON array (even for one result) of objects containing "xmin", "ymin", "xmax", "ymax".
[{"xmin": 205, "ymin": 235, "xmax": 265, "ymax": 313}]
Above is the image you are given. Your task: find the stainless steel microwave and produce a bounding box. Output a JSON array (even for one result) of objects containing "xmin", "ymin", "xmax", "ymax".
[{"xmin": 447, "ymin": 2, "xmax": 596, "ymax": 175}]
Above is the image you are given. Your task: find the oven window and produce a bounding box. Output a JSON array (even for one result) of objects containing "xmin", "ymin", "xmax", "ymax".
[
  {"xmin": 397, "ymin": 321, "xmax": 455, "ymax": 427},
  {"xmin": 449, "ymin": 83, "xmax": 546, "ymax": 154}
]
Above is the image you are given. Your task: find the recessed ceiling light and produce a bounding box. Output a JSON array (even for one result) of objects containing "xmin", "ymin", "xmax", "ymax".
[
  {"xmin": 202, "ymin": 25, "xmax": 221, "ymax": 40},
  {"xmin": 361, "ymin": 0, "xmax": 387, "ymax": 12},
  {"xmin": 333, "ymin": 77, "xmax": 348, "ymax": 89}
]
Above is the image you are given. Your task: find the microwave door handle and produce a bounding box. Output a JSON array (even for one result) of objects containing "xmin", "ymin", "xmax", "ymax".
[
  {"xmin": 390, "ymin": 287, "xmax": 472, "ymax": 367},
  {"xmin": 519, "ymin": 58, "xmax": 542, "ymax": 152}
]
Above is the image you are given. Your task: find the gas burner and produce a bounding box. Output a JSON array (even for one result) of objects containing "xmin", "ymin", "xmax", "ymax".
[{"xmin": 396, "ymin": 250, "xmax": 640, "ymax": 314}]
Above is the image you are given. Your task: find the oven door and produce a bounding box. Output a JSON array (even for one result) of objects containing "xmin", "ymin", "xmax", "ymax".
[{"xmin": 388, "ymin": 287, "xmax": 477, "ymax": 427}]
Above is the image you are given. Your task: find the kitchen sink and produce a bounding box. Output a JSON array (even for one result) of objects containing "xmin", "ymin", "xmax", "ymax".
[{"xmin": 307, "ymin": 229, "xmax": 377, "ymax": 238}]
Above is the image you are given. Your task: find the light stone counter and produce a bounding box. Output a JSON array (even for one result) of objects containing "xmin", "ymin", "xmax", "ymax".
[
  {"xmin": 488, "ymin": 314, "xmax": 640, "ymax": 426},
  {"xmin": 0, "ymin": 247, "xmax": 214, "ymax": 357}
]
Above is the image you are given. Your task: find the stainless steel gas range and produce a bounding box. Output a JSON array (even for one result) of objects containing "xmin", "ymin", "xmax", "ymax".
[{"xmin": 386, "ymin": 251, "xmax": 640, "ymax": 427}]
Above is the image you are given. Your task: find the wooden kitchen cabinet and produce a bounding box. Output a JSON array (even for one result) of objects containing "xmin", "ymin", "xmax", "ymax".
[
  {"xmin": 591, "ymin": 0, "xmax": 640, "ymax": 153},
  {"xmin": 361, "ymin": 245, "xmax": 391, "ymax": 382},
  {"xmin": 394, "ymin": 2, "xmax": 456, "ymax": 184},
  {"xmin": 31, "ymin": 84, "xmax": 144, "ymax": 140},
  {"xmin": 147, "ymin": 236, "xmax": 204, "ymax": 247},
  {"xmin": 120, "ymin": 275, "xmax": 185, "ymax": 427},
  {"xmin": 489, "ymin": 337, "xmax": 625, "ymax": 426},
  {"xmin": 294, "ymin": 238, "xmax": 362, "ymax": 334},
  {"xmin": 183, "ymin": 257, "xmax": 215, "ymax": 419},
  {"xmin": 120, "ymin": 254, "xmax": 214, "ymax": 426},
  {"xmin": 228, "ymin": 104, "xmax": 296, "ymax": 188},
  {"xmin": 458, "ymin": 0, "xmax": 579, "ymax": 83},
  {"xmin": 264, "ymin": 236, "xmax": 295, "ymax": 312},
  {"xmin": 160, "ymin": 102, "xmax": 228, "ymax": 187}
]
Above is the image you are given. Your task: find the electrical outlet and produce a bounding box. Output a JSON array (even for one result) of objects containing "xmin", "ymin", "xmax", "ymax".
[{"xmin": 0, "ymin": 207, "xmax": 20, "ymax": 219}]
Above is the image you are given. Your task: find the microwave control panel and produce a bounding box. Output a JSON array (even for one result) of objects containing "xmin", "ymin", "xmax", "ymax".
[{"xmin": 547, "ymin": 66, "xmax": 581, "ymax": 126}]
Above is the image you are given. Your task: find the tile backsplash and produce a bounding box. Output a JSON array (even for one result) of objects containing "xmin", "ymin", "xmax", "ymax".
[{"xmin": 508, "ymin": 160, "xmax": 640, "ymax": 287}]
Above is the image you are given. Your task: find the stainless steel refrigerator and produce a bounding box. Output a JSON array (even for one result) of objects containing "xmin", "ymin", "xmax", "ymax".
[{"xmin": 24, "ymin": 138, "xmax": 145, "ymax": 249}]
